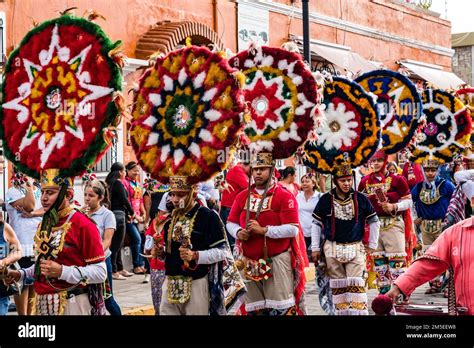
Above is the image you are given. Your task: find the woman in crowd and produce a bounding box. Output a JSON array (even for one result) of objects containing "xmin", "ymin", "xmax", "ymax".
[
  {"xmin": 84, "ymin": 180, "xmax": 122, "ymax": 315},
  {"xmin": 279, "ymin": 166, "xmax": 299, "ymax": 196},
  {"xmin": 0, "ymin": 215, "xmax": 22, "ymax": 315},
  {"xmin": 5, "ymin": 171, "xmax": 42, "ymax": 315},
  {"xmin": 123, "ymin": 162, "xmax": 147, "ymax": 280},
  {"xmin": 296, "ymin": 173, "xmax": 321, "ymax": 259},
  {"xmin": 106, "ymin": 162, "xmax": 135, "ymax": 280}
]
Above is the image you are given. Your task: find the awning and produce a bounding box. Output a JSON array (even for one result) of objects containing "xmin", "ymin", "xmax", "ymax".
[
  {"xmin": 292, "ymin": 36, "xmax": 377, "ymax": 74},
  {"xmin": 399, "ymin": 60, "xmax": 464, "ymax": 90}
]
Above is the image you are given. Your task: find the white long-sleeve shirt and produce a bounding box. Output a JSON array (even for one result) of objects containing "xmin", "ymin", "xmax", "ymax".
[
  {"xmin": 296, "ymin": 191, "xmax": 322, "ymax": 237},
  {"xmin": 226, "ymin": 221, "xmax": 298, "ymax": 239},
  {"xmin": 144, "ymin": 235, "xmax": 226, "ymax": 265},
  {"xmin": 19, "ymin": 261, "xmax": 107, "ymax": 286}
]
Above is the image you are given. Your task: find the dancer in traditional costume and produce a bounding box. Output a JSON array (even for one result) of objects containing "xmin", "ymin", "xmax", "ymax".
[
  {"xmin": 311, "ymin": 163, "xmax": 379, "ymax": 315},
  {"xmin": 227, "ymin": 152, "xmax": 306, "ymax": 315},
  {"xmin": 153, "ymin": 176, "xmax": 235, "ymax": 315},
  {"xmin": 303, "ymin": 76, "xmax": 381, "ymax": 314},
  {"xmin": 358, "ymin": 150, "xmax": 412, "ymax": 294},
  {"xmin": 1, "ymin": 13, "xmax": 125, "ymax": 315},
  {"xmin": 129, "ymin": 45, "xmax": 247, "ymax": 315},
  {"xmin": 8, "ymin": 172, "xmax": 108, "ymax": 315},
  {"xmin": 226, "ymin": 44, "xmax": 319, "ymax": 315},
  {"xmin": 356, "ymin": 70, "xmax": 423, "ymax": 282},
  {"xmin": 411, "ymin": 159, "xmax": 454, "ymax": 293},
  {"xmin": 413, "ymin": 158, "xmax": 455, "ymax": 294}
]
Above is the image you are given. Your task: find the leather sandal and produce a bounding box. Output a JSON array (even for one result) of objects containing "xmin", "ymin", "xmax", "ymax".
[{"xmin": 133, "ymin": 267, "xmax": 145, "ymax": 274}]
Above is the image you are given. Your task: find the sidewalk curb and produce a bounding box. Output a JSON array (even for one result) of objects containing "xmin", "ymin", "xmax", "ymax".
[{"xmin": 124, "ymin": 265, "xmax": 316, "ymax": 315}]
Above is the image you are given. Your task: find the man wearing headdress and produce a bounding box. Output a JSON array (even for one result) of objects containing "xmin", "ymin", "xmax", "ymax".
[
  {"xmin": 413, "ymin": 159, "xmax": 455, "ymax": 245},
  {"xmin": 311, "ymin": 163, "xmax": 380, "ymax": 315},
  {"xmin": 358, "ymin": 150, "xmax": 413, "ymax": 294},
  {"xmin": 226, "ymin": 152, "xmax": 306, "ymax": 315},
  {"xmin": 156, "ymin": 175, "xmax": 242, "ymax": 315},
  {"xmin": 7, "ymin": 169, "xmax": 107, "ymax": 315},
  {"xmin": 411, "ymin": 158, "xmax": 454, "ymax": 294}
]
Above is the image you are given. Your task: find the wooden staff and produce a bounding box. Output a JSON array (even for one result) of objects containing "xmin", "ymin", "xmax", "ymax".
[{"xmin": 244, "ymin": 165, "xmax": 253, "ymax": 232}]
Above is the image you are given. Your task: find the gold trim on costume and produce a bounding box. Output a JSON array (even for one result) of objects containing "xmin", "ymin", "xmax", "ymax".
[
  {"xmin": 364, "ymin": 177, "xmax": 392, "ymax": 196},
  {"xmin": 167, "ymin": 275, "xmax": 192, "ymax": 304},
  {"xmin": 245, "ymin": 192, "xmax": 273, "ymax": 213},
  {"xmin": 419, "ymin": 185, "xmax": 441, "ymax": 205},
  {"xmin": 40, "ymin": 169, "xmax": 73, "ymax": 189},
  {"xmin": 34, "ymin": 221, "xmax": 72, "ymax": 260},
  {"xmin": 85, "ymin": 255, "xmax": 105, "ymax": 263},
  {"xmin": 169, "ymin": 175, "xmax": 193, "ymax": 192},
  {"xmin": 335, "ymin": 302, "xmax": 350, "ymax": 310},
  {"xmin": 379, "ymin": 216, "xmax": 401, "ymax": 231},
  {"xmin": 251, "ymin": 152, "xmax": 274, "ymax": 168},
  {"xmin": 351, "ymin": 301, "xmax": 368, "ymax": 310}
]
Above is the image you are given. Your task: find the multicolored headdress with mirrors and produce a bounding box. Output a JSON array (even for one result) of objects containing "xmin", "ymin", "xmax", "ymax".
[
  {"xmin": 130, "ymin": 45, "xmax": 245, "ymax": 186},
  {"xmin": 0, "ymin": 14, "xmax": 124, "ymax": 187}
]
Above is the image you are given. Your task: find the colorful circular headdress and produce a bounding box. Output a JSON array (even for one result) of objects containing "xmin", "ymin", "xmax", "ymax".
[
  {"xmin": 409, "ymin": 89, "xmax": 472, "ymax": 164},
  {"xmin": 0, "ymin": 15, "xmax": 123, "ymax": 179},
  {"xmin": 455, "ymin": 87, "xmax": 474, "ymax": 112},
  {"xmin": 355, "ymin": 70, "xmax": 422, "ymax": 154},
  {"xmin": 130, "ymin": 46, "xmax": 244, "ymax": 185},
  {"xmin": 228, "ymin": 45, "xmax": 318, "ymax": 159},
  {"xmin": 303, "ymin": 77, "xmax": 380, "ymax": 174}
]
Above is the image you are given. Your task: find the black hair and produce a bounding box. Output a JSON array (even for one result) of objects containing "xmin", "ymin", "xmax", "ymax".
[
  {"xmin": 105, "ymin": 162, "xmax": 125, "ymax": 188},
  {"xmin": 86, "ymin": 180, "xmax": 110, "ymax": 208},
  {"xmin": 280, "ymin": 166, "xmax": 296, "ymax": 180},
  {"xmin": 126, "ymin": 161, "xmax": 138, "ymax": 171}
]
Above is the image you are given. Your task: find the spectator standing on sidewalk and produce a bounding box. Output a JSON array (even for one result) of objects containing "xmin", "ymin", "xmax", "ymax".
[
  {"xmin": 106, "ymin": 163, "xmax": 135, "ymax": 280},
  {"xmin": 84, "ymin": 180, "xmax": 122, "ymax": 315},
  {"xmin": 296, "ymin": 173, "xmax": 321, "ymax": 259},
  {"xmin": 5, "ymin": 171, "xmax": 42, "ymax": 315},
  {"xmin": 0, "ymin": 217, "xmax": 22, "ymax": 316},
  {"xmin": 123, "ymin": 162, "xmax": 147, "ymax": 280}
]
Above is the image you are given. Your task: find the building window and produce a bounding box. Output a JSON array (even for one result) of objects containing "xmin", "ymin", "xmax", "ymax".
[{"xmin": 92, "ymin": 138, "xmax": 118, "ymax": 173}]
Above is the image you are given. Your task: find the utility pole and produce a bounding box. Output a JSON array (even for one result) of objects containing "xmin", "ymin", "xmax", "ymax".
[{"xmin": 302, "ymin": 0, "xmax": 310, "ymax": 64}]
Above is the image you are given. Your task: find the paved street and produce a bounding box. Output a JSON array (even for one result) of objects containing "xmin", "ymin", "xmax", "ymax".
[{"xmin": 115, "ymin": 265, "xmax": 442, "ymax": 315}]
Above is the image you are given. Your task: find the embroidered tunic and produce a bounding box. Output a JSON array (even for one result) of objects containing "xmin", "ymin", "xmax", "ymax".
[
  {"xmin": 313, "ymin": 189, "xmax": 377, "ymax": 243},
  {"xmin": 411, "ymin": 178, "xmax": 455, "ymax": 220},
  {"xmin": 358, "ymin": 173, "xmax": 410, "ymax": 217},
  {"xmin": 33, "ymin": 211, "xmax": 105, "ymax": 295},
  {"xmin": 162, "ymin": 204, "xmax": 226, "ymax": 280},
  {"xmin": 227, "ymin": 184, "xmax": 299, "ymax": 260}
]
